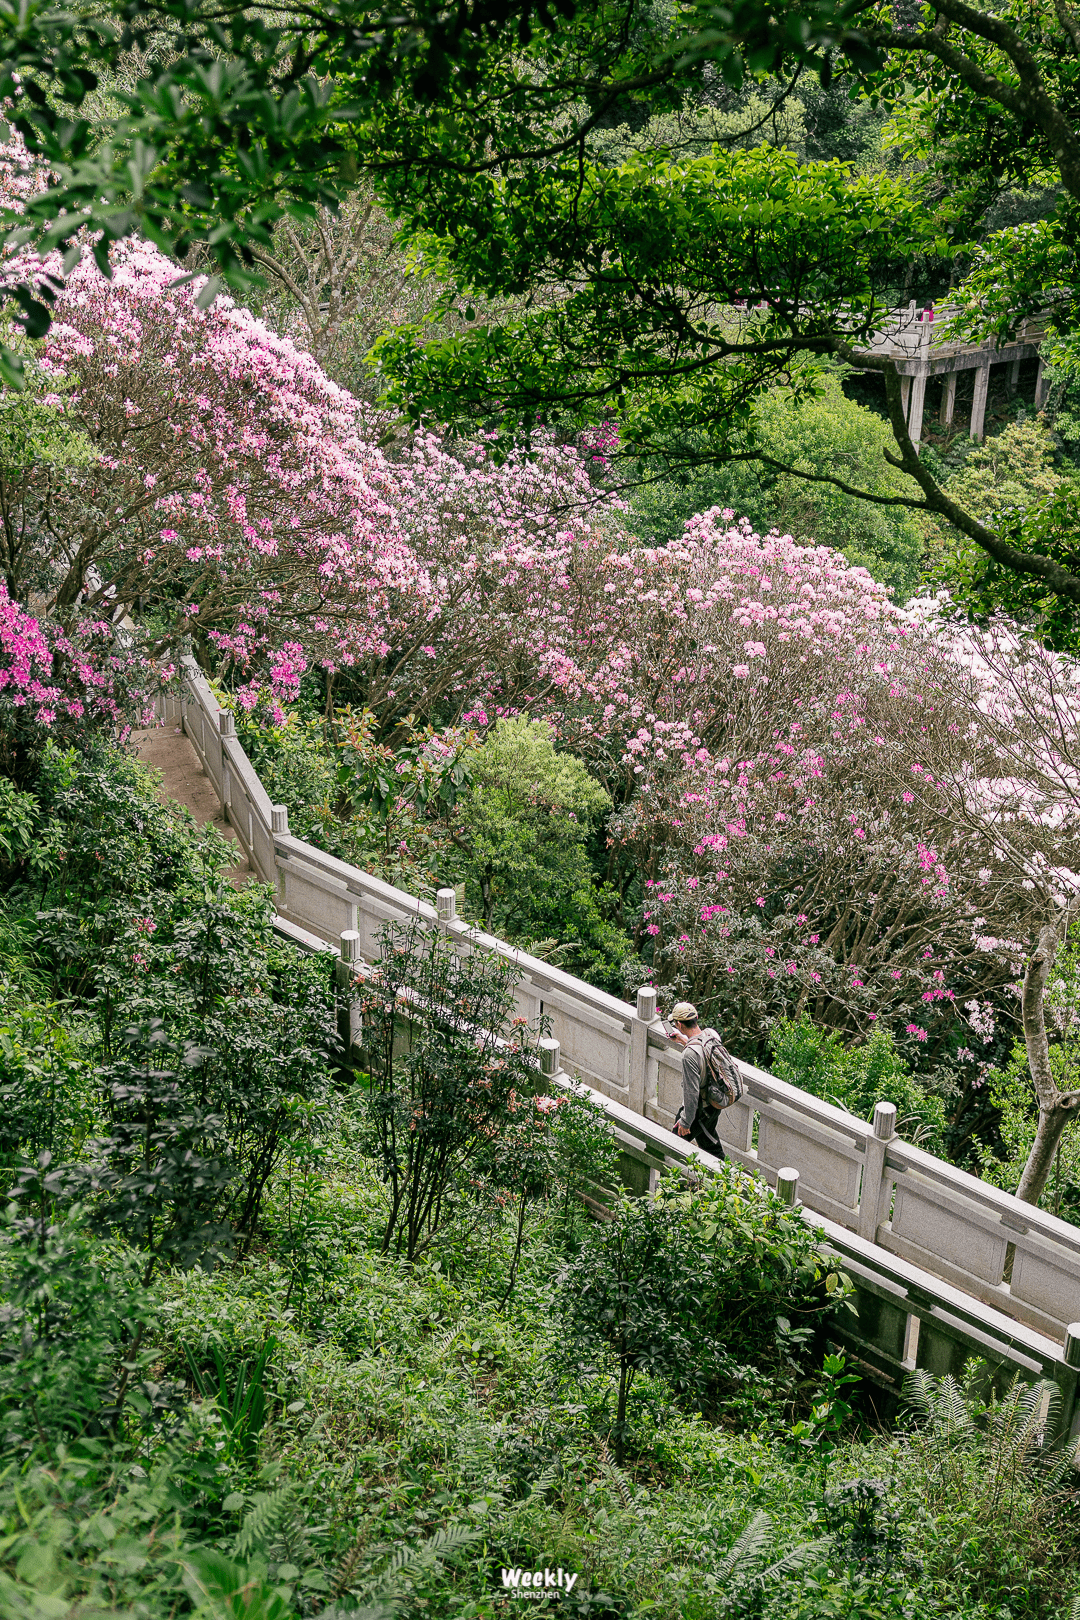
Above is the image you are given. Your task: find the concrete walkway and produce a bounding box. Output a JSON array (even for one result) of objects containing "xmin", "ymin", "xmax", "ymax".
[{"xmin": 131, "ymin": 724, "xmax": 252, "ymax": 886}]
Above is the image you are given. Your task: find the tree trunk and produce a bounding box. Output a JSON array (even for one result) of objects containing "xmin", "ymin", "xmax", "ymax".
[{"xmin": 1015, "ymin": 911, "xmax": 1080, "ymax": 1205}]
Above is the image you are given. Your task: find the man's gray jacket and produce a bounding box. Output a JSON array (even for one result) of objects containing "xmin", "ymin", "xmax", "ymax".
[{"xmin": 680, "ymin": 1029, "xmax": 721, "ymax": 1140}]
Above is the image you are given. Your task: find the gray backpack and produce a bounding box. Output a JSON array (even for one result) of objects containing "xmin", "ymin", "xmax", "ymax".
[{"xmin": 697, "ymin": 1029, "xmax": 744, "ymax": 1112}]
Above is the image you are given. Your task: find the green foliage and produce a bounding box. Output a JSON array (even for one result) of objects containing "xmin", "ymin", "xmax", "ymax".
[
  {"xmin": 0, "ymin": 776, "xmax": 44, "ymax": 882},
  {"xmin": 0, "ymin": 358, "xmax": 95, "ymax": 476},
  {"xmin": 375, "ymin": 146, "xmax": 941, "ymax": 461},
  {"xmin": 4, "ymin": 743, "xmax": 233, "ymax": 938},
  {"xmin": 0, "ymin": 1171, "xmax": 157, "ymax": 1452},
  {"xmin": 89, "ymin": 1020, "xmax": 236, "ymax": 1284},
  {"xmin": 627, "ymin": 379, "xmax": 926, "ymax": 598},
  {"xmin": 928, "ymin": 476, "xmax": 1080, "ymax": 654},
  {"xmin": 455, "ymin": 718, "xmax": 632, "ymax": 985},
  {"xmin": 2, "ymin": 743, "xmax": 1078, "ymax": 1620},
  {"xmin": 923, "ymin": 418, "xmax": 1078, "ymax": 648},
  {"xmin": 769, "ymin": 1014, "xmax": 948, "ymax": 1151},
  {"xmin": 547, "ymin": 1081, "xmax": 622, "ymax": 1232},
  {"xmin": 588, "ymin": 94, "xmax": 808, "ymax": 166},
  {"xmin": 0, "ymin": 1006, "xmax": 96, "ymax": 1190},
  {"xmin": 355, "ymin": 917, "xmax": 546, "ymax": 1261},
  {"xmin": 557, "ymin": 1190, "xmax": 710, "ymax": 1459},
  {"xmin": 233, "ymin": 705, "xmax": 636, "ymax": 989},
  {"xmin": 0, "ymin": 1447, "xmax": 198, "ymax": 1618},
  {"xmin": 974, "ymin": 941, "xmax": 1080, "ymax": 1217},
  {"xmin": 185, "ymin": 1338, "xmax": 277, "ymax": 1467},
  {"xmin": 558, "ymin": 1167, "xmax": 852, "ymax": 1457},
  {"xmin": 900, "ymin": 1362, "xmax": 1080, "ymax": 1612},
  {"xmin": 231, "ymin": 700, "xmax": 470, "ymax": 895},
  {"xmin": 938, "ymin": 420, "xmax": 1064, "ymax": 524},
  {"xmin": 0, "ymin": 745, "xmax": 338, "ymax": 1261},
  {"xmin": 787, "ymin": 1353, "xmax": 862, "ymax": 1488}
]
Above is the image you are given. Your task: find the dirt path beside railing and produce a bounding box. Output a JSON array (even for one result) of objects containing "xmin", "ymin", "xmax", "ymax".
[{"xmin": 131, "ymin": 723, "xmax": 252, "ymax": 886}]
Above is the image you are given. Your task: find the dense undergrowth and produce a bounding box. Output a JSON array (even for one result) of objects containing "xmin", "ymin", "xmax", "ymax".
[{"xmin": 0, "ymin": 743, "xmax": 1078, "ymax": 1618}]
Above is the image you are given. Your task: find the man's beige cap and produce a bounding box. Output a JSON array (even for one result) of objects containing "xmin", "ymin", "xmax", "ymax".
[{"xmin": 670, "ymin": 1002, "xmax": 698, "ymax": 1023}]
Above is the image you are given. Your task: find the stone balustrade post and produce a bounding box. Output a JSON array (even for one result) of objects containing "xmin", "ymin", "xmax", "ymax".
[
  {"xmin": 337, "ymin": 930, "xmax": 363, "ymax": 1051},
  {"xmin": 436, "ymin": 887, "xmax": 456, "ymax": 922},
  {"xmin": 857, "ymin": 1100, "xmax": 897, "ymax": 1241},
  {"xmin": 271, "ymin": 805, "xmax": 289, "ymax": 835},
  {"xmin": 218, "ymin": 710, "xmax": 235, "ymax": 737},
  {"xmin": 1065, "ymin": 1323, "xmax": 1080, "ymax": 1369},
  {"xmin": 629, "ymin": 985, "xmax": 658, "ymax": 1116},
  {"xmin": 539, "ymin": 1037, "xmax": 561, "ymax": 1081},
  {"xmin": 777, "ymin": 1167, "xmax": 800, "ymax": 1208}
]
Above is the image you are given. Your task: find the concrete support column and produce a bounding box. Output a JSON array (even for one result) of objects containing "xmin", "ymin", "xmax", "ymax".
[
  {"xmin": 940, "ymin": 372, "xmax": 957, "ymax": 428},
  {"xmin": 900, "ymin": 375, "xmax": 911, "ymax": 419},
  {"xmin": 1007, "ymin": 357, "xmax": 1021, "ymax": 395},
  {"xmin": 970, "ymin": 363, "xmax": 991, "ymax": 441},
  {"xmin": 907, "ymin": 370, "xmax": 928, "ymax": 448},
  {"xmin": 1035, "ymin": 358, "xmax": 1050, "ymax": 409}
]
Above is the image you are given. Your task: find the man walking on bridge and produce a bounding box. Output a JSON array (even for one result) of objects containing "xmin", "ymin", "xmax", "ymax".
[{"xmin": 669, "ymin": 1002, "xmax": 725, "ymax": 1159}]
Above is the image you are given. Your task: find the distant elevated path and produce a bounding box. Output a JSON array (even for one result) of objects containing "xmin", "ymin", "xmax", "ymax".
[{"xmin": 852, "ymin": 302, "xmax": 1050, "ymax": 445}]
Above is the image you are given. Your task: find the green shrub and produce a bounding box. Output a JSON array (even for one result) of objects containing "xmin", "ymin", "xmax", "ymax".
[
  {"xmin": 454, "ymin": 717, "xmax": 634, "ymax": 989},
  {"xmin": 0, "ymin": 1171, "xmax": 157, "ymax": 1452},
  {"xmin": 0, "ymin": 1006, "xmax": 97, "ymax": 1191},
  {"xmin": 557, "ymin": 1168, "xmax": 853, "ymax": 1457},
  {"xmin": 355, "ymin": 917, "xmax": 547, "ymax": 1262},
  {"xmin": 770, "ymin": 1015, "xmax": 948, "ymax": 1151}
]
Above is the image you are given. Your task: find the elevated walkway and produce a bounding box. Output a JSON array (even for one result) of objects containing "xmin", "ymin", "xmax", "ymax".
[
  {"xmin": 132, "ymin": 724, "xmax": 252, "ymax": 885},
  {"xmin": 852, "ymin": 303, "xmax": 1050, "ymax": 444},
  {"xmin": 144, "ymin": 660, "xmax": 1080, "ymax": 1434}
]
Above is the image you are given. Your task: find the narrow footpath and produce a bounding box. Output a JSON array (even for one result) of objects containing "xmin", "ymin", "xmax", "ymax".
[{"xmin": 131, "ymin": 723, "xmax": 252, "ymax": 886}]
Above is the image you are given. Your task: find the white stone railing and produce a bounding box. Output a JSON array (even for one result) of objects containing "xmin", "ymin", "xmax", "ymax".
[
  {"xmin": 859, "ymin": 302, "xmax": 1049, "ymax": 360},
  {"xmin": 157, "ymin": 659, "xmax": 1080, "ymax": 1427}
]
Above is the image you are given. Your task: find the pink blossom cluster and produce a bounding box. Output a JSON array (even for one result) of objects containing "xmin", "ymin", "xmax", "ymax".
[{"xmin": 0, "ymin": 579, "xmax": 138, "ymax": 743}]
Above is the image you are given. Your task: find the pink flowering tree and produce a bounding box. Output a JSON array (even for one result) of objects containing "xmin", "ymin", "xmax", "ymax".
[
  {"xmin": 27, "ymin": 241, "xmax": 408, "ymax": 685},
  {"xmin": 321, "ymin": 428, "xmax": 624, "ymax": 729},
  {"xmin": 498, "ymin": 513, "xmax": 1060, "ymax": 1087},
  {"xmin": 896, "ymin": 609, "xmax": 1080, "ymax": 1202},
  {"xmin": 0, "ymin": 224, "xmax": 624, "ymax": 729}
]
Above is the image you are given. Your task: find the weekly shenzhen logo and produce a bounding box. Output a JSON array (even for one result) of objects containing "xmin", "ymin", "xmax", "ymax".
[{"xmin": 499, "ymin": 1566, "xmax": 581, "ymax": 1600}]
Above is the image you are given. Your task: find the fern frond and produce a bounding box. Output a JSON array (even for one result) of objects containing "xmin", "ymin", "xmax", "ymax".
[
  {"xmin": 332, "ymin": 1536, "xmax": 366, "ymax": 1598},
  {"xmin": 715, "ymin": 1510, "xmax": 773, "ymax": 1583},
  {"xmin": 379, "ymin": 1523, "xmax": 480, "ymax": 1582},
  {"xmin": 597, "ymin": 1439, "xmax": 634, "ymax": 1510},
  {"xmin": 1070, "ymin": 1591, "xmax": 1080, "ymax": 1620},
  {"xmin": 750, "ymin": 1535, "xmax": 830, "ymax": 1592},
  {"xmin": 902, "ymin": 1369, "xmax": 976, "ymax": 1443},
  {"xmin": 527, "ymin": 1463, "xmax": 559, "ymax": 1502},
  {"xmin": 232, "ymin": 1485, "xmax": 294, "ymax": 1560},
  {"xmin": 1043, "ymin": 1434, "xmax": 1080, "ymax": 1489},
  {"xmin": 432, "ymin": 1324, "xmax": 463, "ymax": 1359},
  {"xmin": 990, "ymin": 1378, "xmax": 1058, "ymax": 1454}
]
